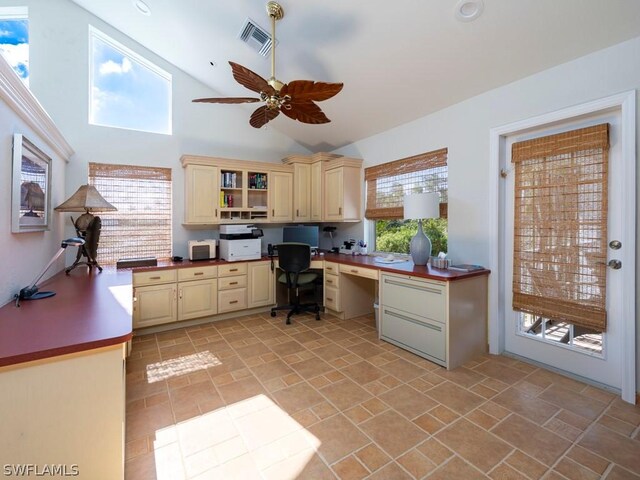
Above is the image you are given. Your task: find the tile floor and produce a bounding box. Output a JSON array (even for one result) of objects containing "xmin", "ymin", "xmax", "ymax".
[{"xmin": 125, "ymin": 312, "xmax": 640, "ymax": 480}]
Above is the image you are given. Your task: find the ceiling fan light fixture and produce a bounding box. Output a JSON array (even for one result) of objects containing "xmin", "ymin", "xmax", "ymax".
[
  {"xmin": 133, "ymin": 0, "xmax": 151, "ymax": 16},
  {"xmin": 455, "ymin": 0, "xmax": 484, "ymax": 22}
]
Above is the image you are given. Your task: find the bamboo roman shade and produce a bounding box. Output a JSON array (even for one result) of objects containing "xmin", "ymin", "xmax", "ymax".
[
  {"xmin": 89, "ymin": 163, "xmax": 172, "ymax": 264},
  {"xmin": 364, "ymin": 148, "xmax": 448, "ymax": 220},
  {"xmin": 511, "ymin": 124, "xmax": 609, "ymax": 332}
]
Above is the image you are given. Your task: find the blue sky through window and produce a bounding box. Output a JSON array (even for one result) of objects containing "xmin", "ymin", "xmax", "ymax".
[
  {"xmin": 90, "ymin": 27, "xmax": 171, "ymax": 135},
  {"xmin": 0, "ymin": 17, "xmax": 29, "ymax": 84}
]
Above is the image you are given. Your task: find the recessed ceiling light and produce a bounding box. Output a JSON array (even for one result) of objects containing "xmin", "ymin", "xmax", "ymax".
[
  {"xmin": 133, "ymin": 0, "xmax": 151, "ymax": 16},
  {"xmin": 455, "ymin": 0, "xmax": 484, "ymax": 22}
]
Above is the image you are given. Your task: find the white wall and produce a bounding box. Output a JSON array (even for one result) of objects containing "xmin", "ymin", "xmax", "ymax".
[
  {"xmin": 0, "ymin": 87, "xmax": 68, "ymax": 305},
  {"xmin": 6, "ymin": 0, "xmax": 311, "ymax": 258},
  {"xmin": 333, "ymin": 36, "xmax": 640, "ymax": 393}
]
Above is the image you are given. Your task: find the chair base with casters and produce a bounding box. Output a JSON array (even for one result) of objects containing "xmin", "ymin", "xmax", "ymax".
[{"xmin": 269, "ymin": 243, "xmax": 321, "ymax": 325}]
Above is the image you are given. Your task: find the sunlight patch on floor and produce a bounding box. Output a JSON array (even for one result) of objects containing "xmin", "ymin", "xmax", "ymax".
[
  {"xmin": 153, "ymin": 394, "xmax": 320, "ymax": 479},
  {"xmin": 146, "ymin": 352, "xmax": 222, "ymax": 383}
]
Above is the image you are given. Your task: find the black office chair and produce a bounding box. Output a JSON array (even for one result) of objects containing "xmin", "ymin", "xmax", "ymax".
[{"xmin": 270, "ymin": 243, "xmax": 321, "ymax": 325}]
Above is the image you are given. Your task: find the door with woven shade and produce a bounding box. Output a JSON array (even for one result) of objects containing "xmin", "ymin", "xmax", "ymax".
[{"xmin": 504, "ymin": 120, "xmax": 625, "ymax": 390}]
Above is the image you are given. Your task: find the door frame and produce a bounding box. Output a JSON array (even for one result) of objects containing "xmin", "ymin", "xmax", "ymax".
[{"xmin": 488, "ymin": 91, "xmax": 636, "ymax": 403}]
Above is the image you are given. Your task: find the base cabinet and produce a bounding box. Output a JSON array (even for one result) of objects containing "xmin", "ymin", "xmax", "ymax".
[
  {"xmin": 379, "ymin": 272, "xmax": 487, "ymax": 369},
  {"xmin": 248, "ymin": 261, "xmax": 275, "ymax": 308},
  {"xmin": 133, "ymin": 283, "xmax": 177, "ymax": 329},
  {"xmin": 178, "ymin": 278, "xmax": 218, "ymax": 321}
]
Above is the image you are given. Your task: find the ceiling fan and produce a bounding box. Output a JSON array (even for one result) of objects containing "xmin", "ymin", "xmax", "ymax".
[{"xmin": 193, "ymin": 1, "xmax": 343, "ymax": 128}]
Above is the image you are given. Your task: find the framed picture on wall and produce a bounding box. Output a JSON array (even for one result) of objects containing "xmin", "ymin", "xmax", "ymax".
[{"xmin": 11, "ymin": 134, "xmax": 52, "ymax": 233}]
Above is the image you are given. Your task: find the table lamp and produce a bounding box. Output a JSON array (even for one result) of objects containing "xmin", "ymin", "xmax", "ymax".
[
  {"xmin": 404, "ymin": 192, "xmax": 440, "ymax": 266},
  {"xmin": 54, "ymin": 185, "xmax": 117, "ymax": 273}
]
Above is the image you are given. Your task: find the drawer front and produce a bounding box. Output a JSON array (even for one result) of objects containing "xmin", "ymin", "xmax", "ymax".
[
  {"xmin": 177, "ymin": 265, "xmax": 218, "ymax": 281},
  {"xmin": 324, "ymin": 273, "xmax": 340, "ymax": 289},
  {"xmin": 218, "ymin": 263, "xmax": 248, "ymax": 277},
  {"xmin": 381, "ymin": 274, "xmax": 446, "ymax": 323},
  {"xmin": 380, "ymin": 306, "xmax": 446, "ymax": 363},
  {"xmin": 218, "ymin": 275, "xmax": 248, "ymax": 290},
  {"xmin": 324, "ymin": 262, "xmax": 340, "ymax": 275},
  {"xmin": 133, "ymin": 269, "xmax": 177, "ymax": 286},
  {"xmin": 218, "ymin": 288, "xmax": 247, "ymax": 313},
  {"xmin": 324, "ymin": 285, "xmax": 341, "ymax": 312},
  {"xmin": 339, "ymin": 264, "xmax": 379, "ymax": 280}
]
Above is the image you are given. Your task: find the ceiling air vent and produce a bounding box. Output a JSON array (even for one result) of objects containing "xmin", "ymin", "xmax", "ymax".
[{"xmin": 238, "ymin": 18, "xmax": 275, "ymax": 57}]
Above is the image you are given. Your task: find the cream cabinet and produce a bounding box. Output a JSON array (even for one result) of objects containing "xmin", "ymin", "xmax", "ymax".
[
  {"xmin": 133, "ymin": 283, "xmax": 177, "ymax": 329},
  {"xmin": 218, "ymin": 262, "xmax": 248, "ymax": 313},
  {"xmin": 184, "ymin": 164, "xmax": 219, "ymax": 224},
  {"xmin": 323, "ymin": 160, "xmax": 362, "ymax": 222},
  {"xmin": 293, "ymin": 163, "xmax": 311, "ymax": 222},
  {"xmin": 269, "ymin": 171, "xmax": 294, "ymax": 222},
  {"xmin": 310, "ymin": 161, "xmax": 323, "ymax": 221},
  {"xmin": 248, "ymin": 260, "xmax": 275, "ymax": 308},
  {"xmin": 178, "ymin": 278, "xmax": 218, "ymax": 321},
  {"xmin": 379, "ymin": 272, "xmax": 488, "ymax": 369}
]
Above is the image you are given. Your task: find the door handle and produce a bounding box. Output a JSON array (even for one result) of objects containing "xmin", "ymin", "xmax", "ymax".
[
  {"xmin": 599, "ymin": 259, "xmax": 622, "ymax": 269},
  {"xmin": 609, "ymin": 240, "xmax": 622, "ymax": 250}
]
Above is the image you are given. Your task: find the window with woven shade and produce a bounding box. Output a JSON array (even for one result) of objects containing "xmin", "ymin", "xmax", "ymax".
[
  {"xmin": 365, "ymin": 148, "xmax": 448, "ymax": 220},
  {"xmin": 511, "ymin": 123, "xmax": 609, "ymax": 333},
  {"xmin": 89, "ymin": 162, "xmax": 172, "ymax": 264}
]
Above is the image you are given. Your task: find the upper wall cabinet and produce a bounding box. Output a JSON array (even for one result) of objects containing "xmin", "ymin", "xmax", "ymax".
[
  {"xmin": 181, "ymin": 155, "xmax": 293, "ymax": 225},
  {"xmin": 283, "ymin": 153, "xmax": 363, "ymax": 223}
]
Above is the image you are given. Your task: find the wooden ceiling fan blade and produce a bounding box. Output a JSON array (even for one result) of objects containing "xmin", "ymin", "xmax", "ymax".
[
  {"xmin": 192, "ymin": 97, "xmax": 261, "ymax": 104},
  {"xmin": 281, "ymin": 80, "xmax": 343, "ymax": 103},
  {"xmin": 229, "ymin": 61, "xmax": 275, "ymax": 96},
  {"xmin": 281, "ymin": 102, "xmax": 330, "ymax": 124},
  {"xmin": 249, "ymin": 105, "xmax": 280, "ymax": 128}
]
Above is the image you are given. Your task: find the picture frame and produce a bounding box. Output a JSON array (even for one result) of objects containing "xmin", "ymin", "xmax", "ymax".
[{"xmin": 11, "ymin": 134, "xmax": 52, "ymax": 233}]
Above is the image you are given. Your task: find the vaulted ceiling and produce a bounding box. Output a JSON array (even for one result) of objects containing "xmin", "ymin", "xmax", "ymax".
[{"xmin": 70, "ymin": 0, "xmax": 640, "ymax": 151}]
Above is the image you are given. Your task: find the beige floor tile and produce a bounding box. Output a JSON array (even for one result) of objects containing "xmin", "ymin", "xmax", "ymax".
[
  {"xmin": 565, "ymin": 445, "xmax": 610, "ymax": 475},
  {"xmin": 290, "ymin": 357, "xmax": 335, "ymax": 379},
  {"xmin": 426, "ymin": 381, "xmax": 486, "ymax": 415},
  {"xmin": 606, "ymin": 465, "xmax": 640, "ymax": 480},
  {"xmin": 396, "ymin": 448, "xmax": 436, "ymax": 478},
  {"xmin": 597, "ymin": 414, "xmax": 637, "ymax": 437},
  {"xmin": 249, "ymin": 359, "xmax": 294, "ymax": 382},
  {"xmin": 578, "ymin": 423, "xmax": 640, "ymax": 473},
  {"xmin": 272, "ymin": 381, "xmax": 325, "ymax": 414},
  {"xmin": 360, "ymin": 410, "xmax": 428, "ymax": 458},
  {"xmin": 428, "ymin": 404, "xmax": 460, "ymax": 424},
  {"xmin": 349, "ymin": 341, "xmax": 387, "ymax": 359},
  {"xmin": 340, "ymin": 360, "xmax": 386, "ymax": 384},
  {"xmin": 436, "ymin": 418, "xmax": 513, "ymax": 472},
  {"xmin": 344, "ymin": 405, "xmax": 373, "ymax": 424},
  {"xmin": 308, "ymin": 414, "xmax": 369, "ymax": 464},
  {"xmin": 262, "ymin": 451, "xmax": 335, "ymax": 480},
  {"xmin": 378, "ymin": 384, "xmax": 438, "ymax": 420},
  {"xmin": 489, "ymin": 463, "xmax": 528, "ymax": 480},
  {"xmin": 378, "ymin": 358, "xmax": 426, "ymax": 382},
  {"xmin": 544, "ymin": 417, "xmax": 582, "ymax": 442},
  {"xmin": 366, "ymin": 461, "xmax": 413, "ymax": 479},
  {"xmin": 466, "ymin": 409, "xmax": 501, "ymax": 430},
  {"xmin": 553, "ymin": 457, "xmax": 601, "ymax": 480},
  {"xmin": 492, "ymin": 414, "xmax": 571, "ymax": 467},
  {"xmin": 503, "ymin": 449, "xmax": 547, "ymax": 480},
  {"xmin": 493, "ymin": 387, "xmax": 560, "ymax": 424},
  {"xmin": 270, "ymin": 340, "xmax": 306, "ymax": 357},
  {"xmin": 428, "ymin": 456, "xmax": 486, "ymax": 480},
  {"xmin": 125, "ymin": 451, "xmax": 157, "ymax": 480},
  {"xmin": 126, "ymin": 402, "xmax": 175, "ymax": 442},
  {"xmin": 413, "ymin": 412, "xmax": 446, "ymax": 434},
  {"xmin": 472, "ymin": 361, "xmax": 527, "ymax": 385},
  {"xmin": 312, "ymin": 343, "xmax": 351, "ymax": 361},
  {"xmin": 332, "ymin": 455, "xmax": 369, "ymax": 479},
  {"xmin": 434, "ymin": 366, "xmax": 486, "ymax": 389},
  {"xmin": 216, "ymin": 376, "xmax": 266, "ymax": 405},
  {"xmin": 538, "ymin": 384, "xmax": 607, "ymax": 421},
  {"xmin": 320, "ymin": 379, "xmax": 373, "ymax": 410},
  {"xmin": 354, "ymin": 443, "xmax": 391, "ymax": 473}
]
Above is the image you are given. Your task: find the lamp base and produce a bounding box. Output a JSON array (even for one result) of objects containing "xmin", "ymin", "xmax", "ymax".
[{"xmin": 409, "ymin": 219, "xmax": 432, "ymax": 266}]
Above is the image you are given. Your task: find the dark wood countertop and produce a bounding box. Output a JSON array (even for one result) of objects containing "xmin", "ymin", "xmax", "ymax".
[
  {"xmin": 0, "ymin": 268, "xmax": 133, "ymax": 368},
  {"xmin": 321, "ymin": 253, "xmax": 490, "ymax": 281},
  {"xmin": 131, "ymin": 253, "xmax": 490, "ymax": 282}
]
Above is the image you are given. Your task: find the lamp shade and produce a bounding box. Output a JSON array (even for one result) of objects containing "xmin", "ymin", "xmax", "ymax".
[
  {"xmin": 54, "ymin": 185, "xmax": 116, "ymax": 213},
  {"xmin": 403, "ymin": 192, "xmax": 440, "ymax": 220}
]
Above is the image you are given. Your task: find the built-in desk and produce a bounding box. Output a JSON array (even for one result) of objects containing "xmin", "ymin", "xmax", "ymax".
[{"xmin": 0, "ymin": 269, "xmax": 133, "ymax": 480}]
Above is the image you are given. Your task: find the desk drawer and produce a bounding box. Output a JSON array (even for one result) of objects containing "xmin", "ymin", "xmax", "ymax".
[
  {"xmin": 218, "ymin": 275, "xmax": 247, "ymax": 290},
  {"xmin": 218, "ymin": 263, "xmax": 247, "ymax": 277},
  {"xmin": 324, "ymin": 262, "xmax": 340, "ymax": 275},
  {"xmin": 324, "ymin": 285, "xmax": 341, "ymax": 312},
  {"xmin": 133, "ymin": 269, "xmax": 177, "ymax": 286},
  {"xmin": 218, "ymin": 288, "xmax": 247, "ymax": 313},
  {"xmin": 177, "ymin": 265, "xmax": 218, "ymax": 281},
  {"xmin": 381, "ymin": 274, "xmax": 445, "ymax": 323},
  {"xmin": 339, "ymin": 264, "xmax": 378, "ymax": 280},
  {"xmin": 381, "ymin": 306, "xmax": 445, "ymax": 363},
  {"xmin": 324, "ymin": 273, "xmax": 340, "ymax": 289}
]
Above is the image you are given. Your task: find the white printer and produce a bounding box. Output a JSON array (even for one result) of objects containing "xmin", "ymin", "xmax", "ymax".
[{"xmin": 219, "ymin": 225, "xmax": 262, "ymax": 262}]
